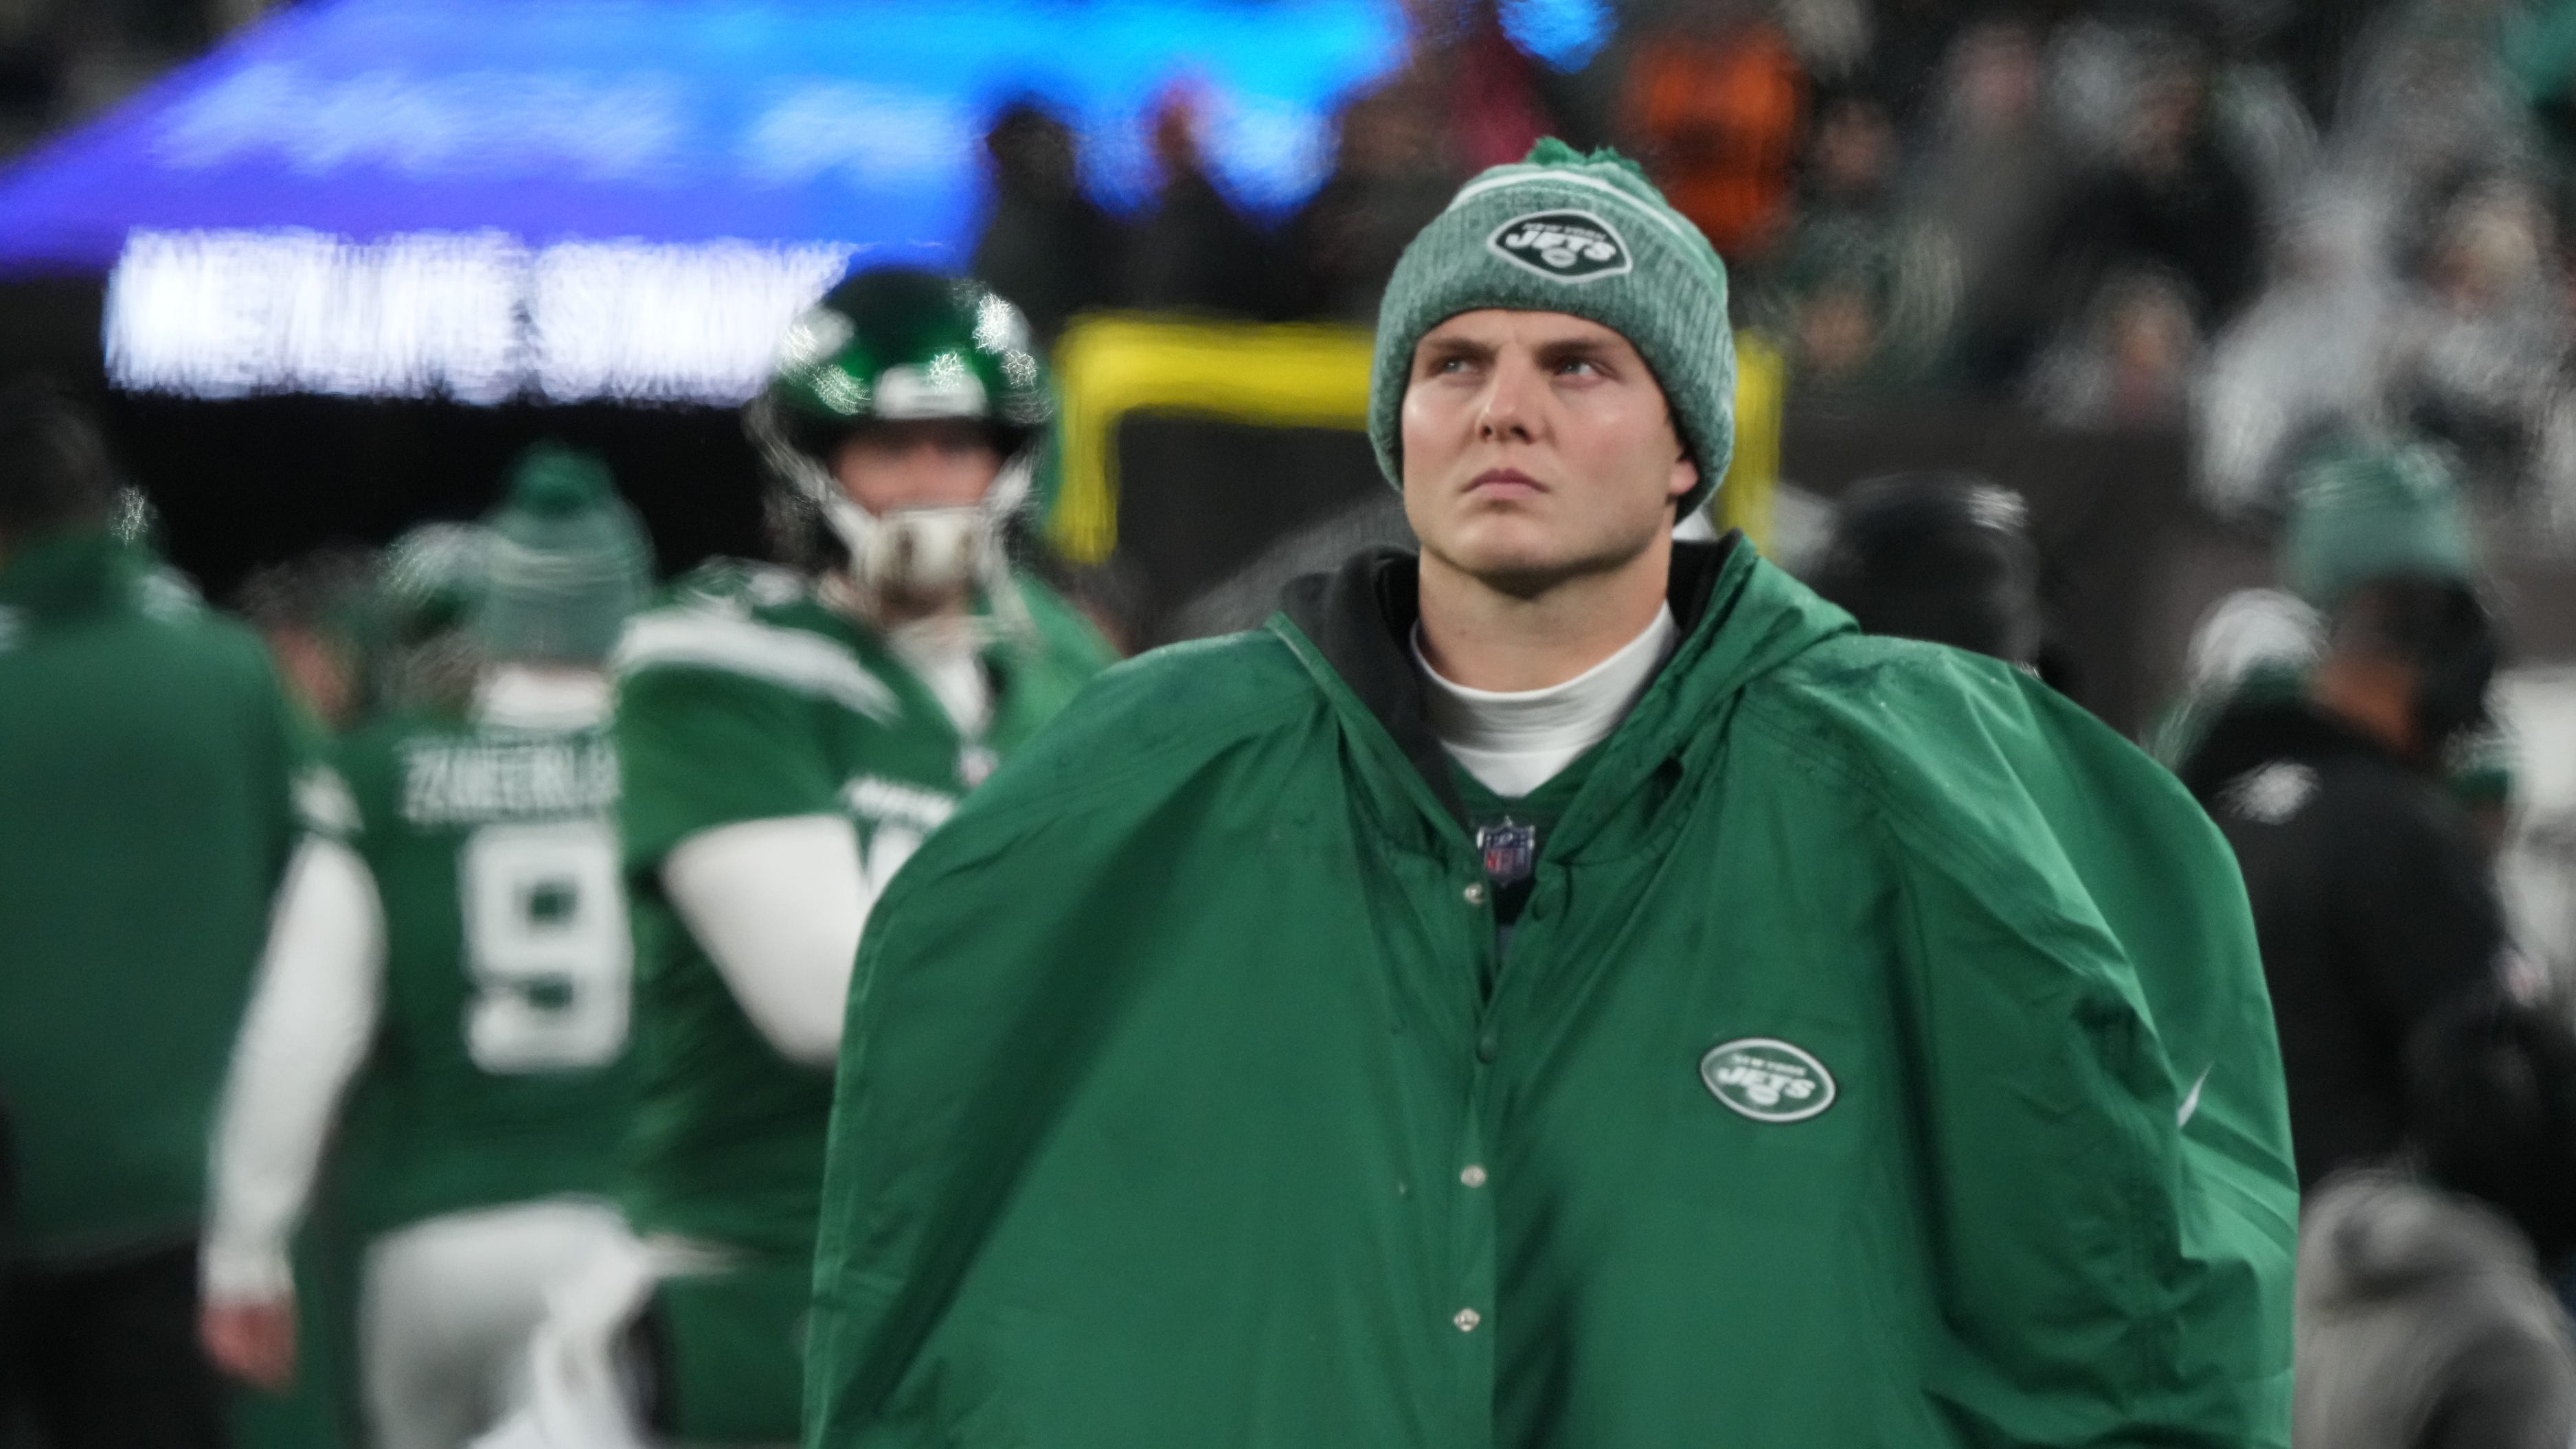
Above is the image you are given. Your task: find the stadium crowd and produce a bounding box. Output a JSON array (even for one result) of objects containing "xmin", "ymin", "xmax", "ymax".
[{"xmin": 3, "ymin": 1, "xmax": 2576, "ymax": 1448}]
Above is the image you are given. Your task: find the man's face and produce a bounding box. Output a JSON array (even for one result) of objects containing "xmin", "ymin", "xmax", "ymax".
[
  {"xmin": 1400, "ymin": 309, "xmax": 1697, "ymax": 596},
  {"xmin": 830, "ymin": 418, "xmax": 1004, "ymax": 516}
]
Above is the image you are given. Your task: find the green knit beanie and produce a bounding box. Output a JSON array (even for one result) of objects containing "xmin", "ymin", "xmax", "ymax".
[
  {"xmin": 2282, "ymin": 440, "xmax": 2477, "ymax": 610},
  {"xmin": 1369, "ymin": 138, "xmax": 1735, "ymax": 512},
  {"xmin": 476, "ymin": 442, "xmax": 653, "ymax": 663}
]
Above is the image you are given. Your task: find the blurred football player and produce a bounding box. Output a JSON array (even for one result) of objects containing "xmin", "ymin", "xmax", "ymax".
[
  {"xmin": 485, "ymin": 267, "xmax": 1111, "ymax": 1446},
  {"xmin": 199, "ymin": 445, "xmax": 651, "ymax": 1449},
  {"xmin": 0, "ymin": 380, "xmax": 326, "ymax": 1448},
  {"xmin": 234, "ymin": 545, "xmax": 387, "ymax": 733}
]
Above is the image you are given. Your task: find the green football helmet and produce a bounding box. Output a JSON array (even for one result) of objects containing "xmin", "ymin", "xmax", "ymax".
[
  {"xmin": 376, "ymin": 521, "xmax": 493, "ymax": 709},
  {"xmin": 745, "ymin": 266, "xmax": 1052, "ymax": 600}
]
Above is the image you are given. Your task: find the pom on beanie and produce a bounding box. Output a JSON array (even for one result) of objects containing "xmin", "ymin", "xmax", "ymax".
[{"xmin": 1368, "ymin": 139, "xmax": 1735, "ymax": 512}]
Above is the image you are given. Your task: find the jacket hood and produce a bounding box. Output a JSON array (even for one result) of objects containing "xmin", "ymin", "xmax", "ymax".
[
  {"xmin": 1272, "ymin": 536, "xmax": 1854, "ymax": 847},
  {"xmin": 2301, "ymin": 1171, "xmax": 2538, "ymax": 1309},
  {"xmin": 0, "ymin": 527, "xmax": 147, "ymax": 622}
]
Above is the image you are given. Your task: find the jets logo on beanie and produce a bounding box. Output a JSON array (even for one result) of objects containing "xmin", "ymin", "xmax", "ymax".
[
  {"xmin": 1489, "ymin": 211, "xmax": 1632, "ymax": 282},
  {"xmin": 1370, "ymin": 138, "xmax": 1735, "ymax": 512}
]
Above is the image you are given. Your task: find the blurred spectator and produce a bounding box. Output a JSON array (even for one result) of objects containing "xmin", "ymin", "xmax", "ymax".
[
  {"xmin": 1121, "ymin": 83, "xmax": 1280, "ymax": 319},
  {"xmin": 1760, "ymin": 87, "xmax": 1950, "ymax": 390},
  {"xmin": 2024, "ymin": 266, "xmax": 2205, "ymax": 429},
  {"xmin": 2046, "ymin": 38, "xmax": 2263, "ymax": 337},
  {"xmin": 970, "ymin": 100, "xmax": 1120, "ymax": 347},
  {"xmin": 2198, "ymin": 194, "xmax": 2405, "ymax": 510},
  {"xmin": 1910, "ymin": 18, "xmax": 2076, "ymax": 387},
  {"xmin": 1280, "ymin": 79, "xmax": 1455, "ymax": 323},
  {"xmin": 2387, "ymin": 176, "xmax": 2576, "ymax": 506},
  {"xmin": 1805, "ymin": 471, "xmax": 2042, "ymax": 668},
  {"xmin": 2335, "ymin": 0, "xmax": 2544, "ymax": 213},
  {"xmin": 233, "ymin": 545, "xmax": 383, "ymax": 733},
  {"xmin": 1418, "ymin": 0, "xmax": 1559, "ymax": 173},
  {"xmin": 2178, "ymin": 442, "xmax": 2509, "ymax": 1191},
  {"xmin": 0, "ymin": 379, "xmax": 320, "ymax": 1447},
  {"xmin": 1620, "ymin": 2, "xmax": 1806, "ymax": 264},
  {"xmin": 1765, "ymin": 235, "xmax": 1905, "ymax": 392},
  {"xmin": 2294, "ymin": 990, "xmax": 2576, "ymax": 1449},
  {"xmin": 1773, "ymin": 0, "xmax": 1871, "ymax": 83}
]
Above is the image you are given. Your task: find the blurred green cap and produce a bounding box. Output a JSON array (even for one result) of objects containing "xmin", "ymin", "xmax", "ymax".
[
  {"xmin": 2282, "ymin": 440, "xmax": 2478, "ymax": 610},
  {"xmin": 475, "ymin": 443, "xmax": 652, "ymax": 663}
]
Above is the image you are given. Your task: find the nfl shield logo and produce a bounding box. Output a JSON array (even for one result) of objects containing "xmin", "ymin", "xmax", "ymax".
[{"xmin": 1478, "ymin": 820, "xmax": 1537, "ymax": 885}]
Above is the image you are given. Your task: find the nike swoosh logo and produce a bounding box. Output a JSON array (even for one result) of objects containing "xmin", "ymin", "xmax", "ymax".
[{"xmin": 2178, "ymin": 1066, "xmax": 2213, "ymax": 1128}]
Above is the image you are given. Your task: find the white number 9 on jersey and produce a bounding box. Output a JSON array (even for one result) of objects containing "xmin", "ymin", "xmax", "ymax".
[{"xmin": 460, "ymin": 820, "xmax": 633, "ymax": 1073}]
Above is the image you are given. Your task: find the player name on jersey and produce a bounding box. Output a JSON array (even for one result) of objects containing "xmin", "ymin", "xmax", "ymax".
[
  {"xmin": 400, "ymin": 735, "xmax": 619, "ymax": 827},
  {"xmin": 843, "ymin": 773, "xmax": 957, "ymax": 833}
]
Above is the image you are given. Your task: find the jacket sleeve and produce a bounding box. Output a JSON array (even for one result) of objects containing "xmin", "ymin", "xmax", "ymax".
[{"xmin": 1870, "ymin": 679, "xmax": 2296, "ymax": 1448}]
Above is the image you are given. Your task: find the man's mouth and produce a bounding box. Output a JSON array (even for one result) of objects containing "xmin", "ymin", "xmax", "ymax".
[{"xmin": 1467, "ymin": 467, "xmax": 1544, "ymax": 499}]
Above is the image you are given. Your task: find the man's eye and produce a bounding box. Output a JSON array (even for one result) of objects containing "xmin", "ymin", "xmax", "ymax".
[{"xmin": 1557, "ymin": 358, "xmax": 1602, "ymax": 377}]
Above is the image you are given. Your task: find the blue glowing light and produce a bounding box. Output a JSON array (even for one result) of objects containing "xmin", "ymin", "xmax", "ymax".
[{"xmin": 0, "ymin": 0, "xmax": 1408, "ymax": 274}]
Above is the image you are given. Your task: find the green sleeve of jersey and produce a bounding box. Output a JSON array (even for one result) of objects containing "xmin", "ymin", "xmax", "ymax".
[
  {"xmin": 616, "ymin": 663, "xmax": 838, "ymax": 871},
  {"xmin": 330, "ymin": 718, "xmax": 414, "ymax": 856}
]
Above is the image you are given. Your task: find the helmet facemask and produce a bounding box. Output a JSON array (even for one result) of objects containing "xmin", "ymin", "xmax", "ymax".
[
  {"xmin": 746, "ymin": 269, "xmax": 1053, "ymax": 628},
  {"xmin": 749, "ymin": 400, "xmax": 1035, "ymax": 619}
]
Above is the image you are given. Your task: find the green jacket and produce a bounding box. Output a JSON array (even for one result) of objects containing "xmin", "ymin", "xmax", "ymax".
[
  {"xmin": 0, "ymin": 531, "xmax": 315, "ymax": 1262},
  {"xmin": 807, "ymin": 539, "xmax": 2296, "ymax": 1447}
]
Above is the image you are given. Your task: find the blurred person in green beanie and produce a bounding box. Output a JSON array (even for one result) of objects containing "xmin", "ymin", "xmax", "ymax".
[
  {"xmin": 479, "ymin": 269, "xmax": 1114, "ymax": 1447},
  {"xmin": 199, "ymin": 443, "xmax": 649, "ymax": 1449},
  {"xmin": 0, "ymin": 380, "xmax": 332, "ymax": 1448},
  {"xmin": 802, "ymin": 139, "xmax": 2292, "ymax": 1447},
  {"xmin": 2179, "ymin": 437, "xmax": 2513, "ymax": 1191}
]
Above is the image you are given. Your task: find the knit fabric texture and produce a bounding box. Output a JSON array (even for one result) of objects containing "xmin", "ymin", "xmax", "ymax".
[
  {"xmin": 477, "ymin": 442, "xmax": 653, "ymax": 663},
  {"xmin": 1368, "ymin": 138, "xmax": 1736, "ymax": 512},
  {"xmin": 2283, "ymin": 441, "xmax": 2476, "ymax": 609}
]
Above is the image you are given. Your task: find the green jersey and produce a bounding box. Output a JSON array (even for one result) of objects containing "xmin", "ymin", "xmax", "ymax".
[
  {"xmin": 0, "ymin": 530, "xmax": 319, "ymax": 1262},
  {"xmin": 612, "ymin": 560, "xmax": 1113, "ymax": 1262},
  {"xmin": 328, "ymin": 696, "xmax": 634, "ymax": 1240}
]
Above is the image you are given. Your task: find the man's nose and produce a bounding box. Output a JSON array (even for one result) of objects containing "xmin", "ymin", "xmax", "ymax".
[{"xmin": 1478, "ymin": 358, "xmax": 1539, "ymax": 442}]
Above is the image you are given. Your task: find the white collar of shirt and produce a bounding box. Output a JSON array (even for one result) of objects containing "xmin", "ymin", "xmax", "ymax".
[
  {"xmin": 474, "ymin": 665, "xmax": 613, "ymax": 730},
  {"xmin": 1412, "ymin": 602, "xmax": 1677, "ymax": 799},
  {"xmin": 888, "ymin": 614, "xmax": 995, "ymax": 740}
]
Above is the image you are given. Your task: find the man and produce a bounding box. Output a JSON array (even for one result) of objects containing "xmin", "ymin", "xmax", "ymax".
[
  {"xmin": 2295, "ymin": 989, "xmax": 2576, "ymax": 1449},
  {"xmin": 197, "ymin": 446, "xmax": 650, "ymax": 1449},
  {"xmin": 490, "ymin": 267, "xmax": 1111, "ymax": 1445},
  {"xmin": 0, "ymin": 380, "xmax": 321, "ymax": 1446},
  {"xmin": 805, "ymin": 141, "xmax": 2296, "ymax": 1446},
  {"xmin": 1804, "ymin": 470, "xmax": 2043, "ymax": 667},
  {"xmin": 2179, "ymin": 441, "xmax": 2509, "ymax": 1191},
  {"xmin": 234, "ymin": 546, "xmax": 386, "ymax": 732}
]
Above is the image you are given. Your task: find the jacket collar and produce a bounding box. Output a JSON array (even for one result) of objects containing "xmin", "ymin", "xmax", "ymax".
[
  {"xmin": 1272, "ymin": 534, "xmax": 1849, "ymax": 849},
  {"xmin": 0, "ymin": 528, "xmax": 144, "ymax": 623}
]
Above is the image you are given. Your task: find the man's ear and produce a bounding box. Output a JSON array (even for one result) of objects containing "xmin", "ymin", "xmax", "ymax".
[{"xmin": 1668, "ymin": 449, "xmax": 1700, "ymax": 506}]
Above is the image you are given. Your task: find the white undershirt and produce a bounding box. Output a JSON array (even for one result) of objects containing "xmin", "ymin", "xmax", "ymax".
[
  {"xmin": 886, "ymin": 614, "xmax": 993, "ymax": 739},
  {"xmin": 1413, "ymin": 603, "xmax": 1678, "ymax": 799}
]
